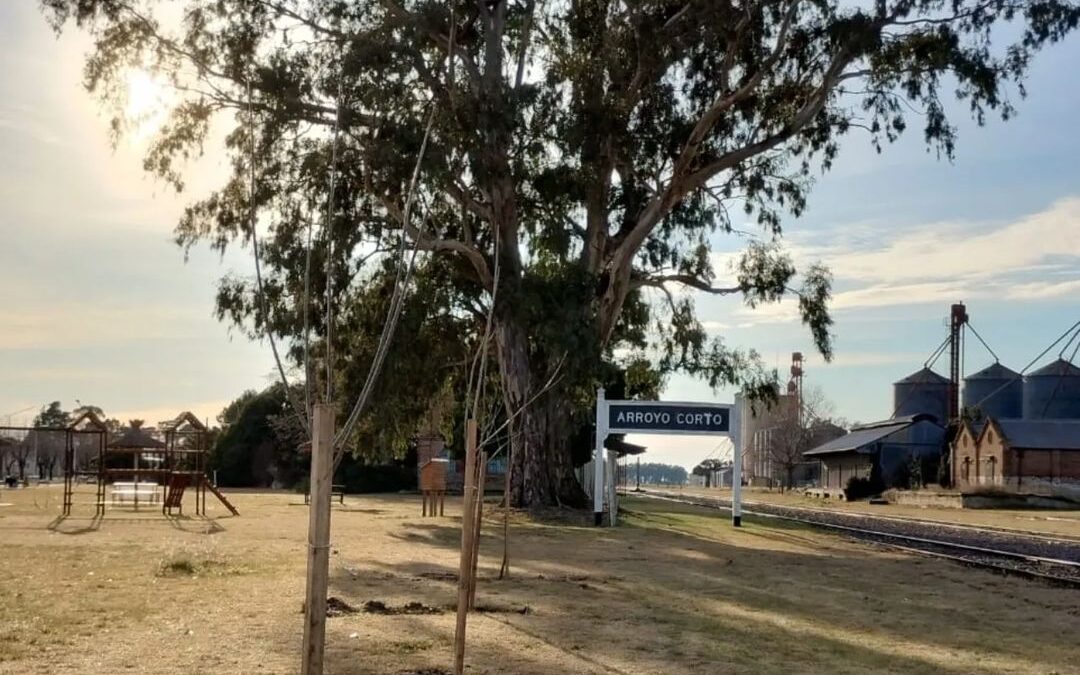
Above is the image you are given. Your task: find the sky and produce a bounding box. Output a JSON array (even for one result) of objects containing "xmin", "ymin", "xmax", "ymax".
[{"xmin": 2, "ymin": 4, "xmax": 1079, "ymax": 470}]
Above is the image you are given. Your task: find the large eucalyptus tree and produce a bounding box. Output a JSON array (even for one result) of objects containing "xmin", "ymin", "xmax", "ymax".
[{"xmin": 43, "ymin": 0, "xmax": 1079, "ymax": 505}]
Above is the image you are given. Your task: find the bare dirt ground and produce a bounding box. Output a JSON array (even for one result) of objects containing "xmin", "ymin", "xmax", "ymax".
[
  {"xmin": 1, "ymin": 484, "xmax": 1078, "ymax": 674},
  {"xmin": 668, "ymin": 485, "xmax": 1080, "ymax": 538}
]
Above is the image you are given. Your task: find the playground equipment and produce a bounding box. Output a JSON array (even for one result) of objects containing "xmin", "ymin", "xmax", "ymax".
[{"xmin": 1, "ymin": 410, "xmax": 237, "ymax": 517}]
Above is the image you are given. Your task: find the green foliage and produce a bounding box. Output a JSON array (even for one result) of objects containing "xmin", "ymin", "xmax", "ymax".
[
  {"xmin": 337, "ymin": 444, "xmax": 418, "ymax": 493},
  {"xmin": 211, "ymin": 384, "xmax": 305, "ymax": 487},
  {"xmin": 33, "ymin": 402, "xmax": 70, "ymax": 429},
  {"xmin": 692, "ymin": 458, "xmax": 728, "ymax": 487},
  {"xmin": 845, "ymin": 475, "xmax": 884, "ymax": 501},
  {"xmin": 633, "ymin": 462, "xmax": 689, "ymax": 486}
]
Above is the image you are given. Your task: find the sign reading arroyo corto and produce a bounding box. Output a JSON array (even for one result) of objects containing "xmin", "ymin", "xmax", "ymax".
[
  {"xmin": 606, "ymin": 402, "xmax": 732, "ymax": 435},
  {"xmin": 592, "ymin": 389, "xmax": 743, "ymax": 528}
]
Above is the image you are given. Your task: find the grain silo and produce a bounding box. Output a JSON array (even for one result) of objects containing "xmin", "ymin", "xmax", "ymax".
[
  {"xmin": 1023, "ymin": 359, "xmax": 1080, "ymax": 419},
  {"xmin": 893, "ymin": 367, "xmax": 951, "ymax": 424},
  {"xmin": 963, "ymin": 362, "xmax": 1022, "ymax": 419}
]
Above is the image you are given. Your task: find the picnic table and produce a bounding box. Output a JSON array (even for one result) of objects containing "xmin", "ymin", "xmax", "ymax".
[{"xmin": 110, "ymin": 481, "xmax": 161, "ymax": 506}]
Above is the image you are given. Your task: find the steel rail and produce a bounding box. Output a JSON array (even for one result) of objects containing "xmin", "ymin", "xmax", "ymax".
[{"xmin": 633, "ymin": 490, "xmax": 1080, "ymax": 587}]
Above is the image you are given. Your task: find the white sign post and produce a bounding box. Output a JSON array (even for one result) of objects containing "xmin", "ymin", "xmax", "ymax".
[
  {"xmin": 594, "ymin": 394, "xmax": 743, "ymax": 527},
  {"xmin": 593, "ymin": 388, "xmax": 607, "ymax": 526}
]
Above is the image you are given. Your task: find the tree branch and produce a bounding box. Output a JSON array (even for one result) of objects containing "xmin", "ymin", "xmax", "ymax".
[
  {"xmin": 378, "ymin": 0, "xmax": 483, "ymax": 87},
  {"xmin": 379, "ymin": 195, "xmax": 495, "ymax": 290},
  {"xmin": 631, "ymin": 273, "xmax": 742, "ymax": 296},
  {"xmin": 675, "ymin": 0, "xmax": 801, "ymax": 178}
]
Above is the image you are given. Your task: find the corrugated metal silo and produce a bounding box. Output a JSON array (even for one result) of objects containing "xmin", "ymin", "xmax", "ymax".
[
  {"xmin": 893, "ymin": 367, "xmax": 951, "ymax": 424},
  {"xmin": 1023, "ymin": 359, "xmax": 1080, "ymax": 419},
  {"xmin": 963, "ymin": 362, "xmax": 1022, "ymax": 419}
]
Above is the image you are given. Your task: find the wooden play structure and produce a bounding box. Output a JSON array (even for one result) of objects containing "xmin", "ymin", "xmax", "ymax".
[
  {"xmin": 419, "ymin": 458, "xmax": 448, "ymax": 517},
  {"xmin": 54, "ymin": 410, "xmax": 238, "ymax": 517}
]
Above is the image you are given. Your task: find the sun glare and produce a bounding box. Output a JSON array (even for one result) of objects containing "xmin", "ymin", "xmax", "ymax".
[{"xmin": 123, "ymin": 69, "xmax": 173, "ymax": 142}]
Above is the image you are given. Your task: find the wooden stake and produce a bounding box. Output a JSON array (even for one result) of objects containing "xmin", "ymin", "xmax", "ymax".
[
  {"xmin": 453, "ymin": 419, "xmax": 478, "ymax": 675},
  {"xmin": 498, "ymin": 439, "xmax": 514, "ymax": 580},
  {"xmin": 468, "ymin": 451, "xmax": 487, "ymax": 610},
  {"xmin": 301, "ymin": 404, "xmax": 335, "ymax": 675}
]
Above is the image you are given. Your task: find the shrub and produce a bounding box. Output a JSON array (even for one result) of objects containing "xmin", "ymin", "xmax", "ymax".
[
  {"xmin": 845, "ymin": 476, "xmax": 883, "ymax": 501},
  {"xmin": 294, "ymin": 476, "xmax": 310, "ymax": 494}
]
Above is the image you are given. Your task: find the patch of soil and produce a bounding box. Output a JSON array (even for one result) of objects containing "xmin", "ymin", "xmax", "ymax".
[
  {"xmin": 326, "ymin": 597, "xmax": 359, "ymax": 617},
  {"xmin": 362, "ymin": 600, "xmax": 443, "ymax": 615},
  {"xmin": 416, "ymin": 571, "xmax": 457, "ymax": 582},
  {"xmin": 403, "ymin": 669, "xmax": 450, "ymax": 675},
  {"xmin": 469, "ymin": 604, "xmax": 531, "ymax": 615}
]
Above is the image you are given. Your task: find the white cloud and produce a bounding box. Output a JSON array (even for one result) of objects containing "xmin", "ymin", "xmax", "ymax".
[
  {"xmin": 804, "ymin": 351, "xmax": 927, "ymax": 368},
  {"xmin": 701, "ymin": 320, "xmax": 732, "ymax": 331},
  {"xmin": 795, "ymin": 197, "xmax": 1080, "ymax": 286},
  {"xmin": 1004, "ymin": 278, "xmax": 1080, "ymax": 300},
  {"xmin": 717, "ymin": 198, "xmax": 1080, "ymax": 327}
]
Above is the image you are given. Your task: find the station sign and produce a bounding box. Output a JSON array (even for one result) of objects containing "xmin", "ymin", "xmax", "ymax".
[{"xmin": 606, "ymin": 401, "xmax": 732, "ymax": 436}]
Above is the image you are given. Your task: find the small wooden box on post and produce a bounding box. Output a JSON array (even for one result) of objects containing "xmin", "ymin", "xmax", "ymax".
[
  {"xmin": 419, "ymin": 459, "xmax": 448, "ymax": 516},
  {"xmin": 417, "ymin": 433, "xmax": 448, "ymax": 517}
]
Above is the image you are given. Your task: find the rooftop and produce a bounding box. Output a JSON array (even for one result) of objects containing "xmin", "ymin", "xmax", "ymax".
[
  {"xmin": 804, "ymin": 419, "xmax": 911, "ymax": 457},
  {"xmin": 804, "ymin": 414, "xmax": 943, "ymax": 457},
  {"xmin": 965, "ymin": 362, "xmax": 1021, "ymax": 380},
  {"xmin": 108, "ymin": 422, "xmax": 166, "ymax": 450},
  {"xmin": 1027, "ymin": 359, "xmax": 1080, "ymax": 378},
  {"xmin": 895, "ymin": 367, "xmax": 950, "ymax": 386},
  {"xmin": 993, "ymin": 418, "xmax": 1080, "ymax": 450}
]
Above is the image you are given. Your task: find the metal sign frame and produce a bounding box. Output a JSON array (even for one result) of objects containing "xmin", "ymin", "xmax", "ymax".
[{"xmin": 593, "ymin": 388, "xmax": 743, "ymax": 528}]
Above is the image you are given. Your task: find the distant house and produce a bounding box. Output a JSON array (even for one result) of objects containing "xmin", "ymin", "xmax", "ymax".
[
  {"xmin": 804, "ymin": 414, "xmax": 946, "ymax": 491},
  {"xmin": 952, "ymin": 418, "xmax": 1080, "ymax": 498}
]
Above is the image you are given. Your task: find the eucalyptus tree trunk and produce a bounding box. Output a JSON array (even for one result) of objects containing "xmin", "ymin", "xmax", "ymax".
[{"xmin": 495, "ymin": 314, "xmax": 587, "ymax": 508}]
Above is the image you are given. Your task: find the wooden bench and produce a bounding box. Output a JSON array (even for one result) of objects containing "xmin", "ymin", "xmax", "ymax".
[{"xmin": 305, "ymin": 484, "xmax": 345, "ymax": 505}]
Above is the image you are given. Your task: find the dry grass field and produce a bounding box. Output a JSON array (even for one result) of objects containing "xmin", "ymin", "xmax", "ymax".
[{"xmin": 1, "ymin": 485, "xmax": 1078, "ymax": 674}]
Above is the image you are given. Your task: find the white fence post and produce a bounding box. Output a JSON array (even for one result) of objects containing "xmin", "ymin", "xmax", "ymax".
[
  {"xmin": 731, "ymin": 398, "xmax": 743, "ymax": 527},
  {"xmin": 594, "ymin": 388, "xmax": 606, "ymax": 526}
]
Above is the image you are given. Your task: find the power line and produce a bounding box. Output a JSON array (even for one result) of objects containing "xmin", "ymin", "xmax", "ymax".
[
  {"xmin": 246, "ymin": 80, "xmax": 309, "ymax": 435},
  {"xmin": 324, "ymin": 79, "xmax": 343, "ymax": 405},
  {"xmin": 966, "ymin": 322, "xmax": 999, "ymax": 364},
  {"xmin": 971, "ymin": 318, "xmax": 1080, "ymax": 411}
]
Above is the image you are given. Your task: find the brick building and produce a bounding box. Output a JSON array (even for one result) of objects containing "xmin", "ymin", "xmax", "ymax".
[{"xmin": 952, "ymin": 418, "xmax": 1080, "ymax": 498}]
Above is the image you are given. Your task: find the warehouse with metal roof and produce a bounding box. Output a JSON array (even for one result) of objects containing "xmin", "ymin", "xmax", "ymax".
[{"xmin": 804, "ymin": 414, "xmax": 946, "ymax": 491}]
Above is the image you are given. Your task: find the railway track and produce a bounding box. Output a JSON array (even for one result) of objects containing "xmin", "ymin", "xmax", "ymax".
[{"xmin": 633, "ymin": 489, "xmax": 1080, "ymax": 588}]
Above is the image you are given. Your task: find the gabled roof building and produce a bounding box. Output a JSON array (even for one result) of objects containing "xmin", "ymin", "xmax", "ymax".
[
  {"xmin": 952, "ymin": 417, "xmax": 1080, "ymax": 498},
  {"xmin": 804, "ymin": 414, "xmax": 946, "ymax": 491}
]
